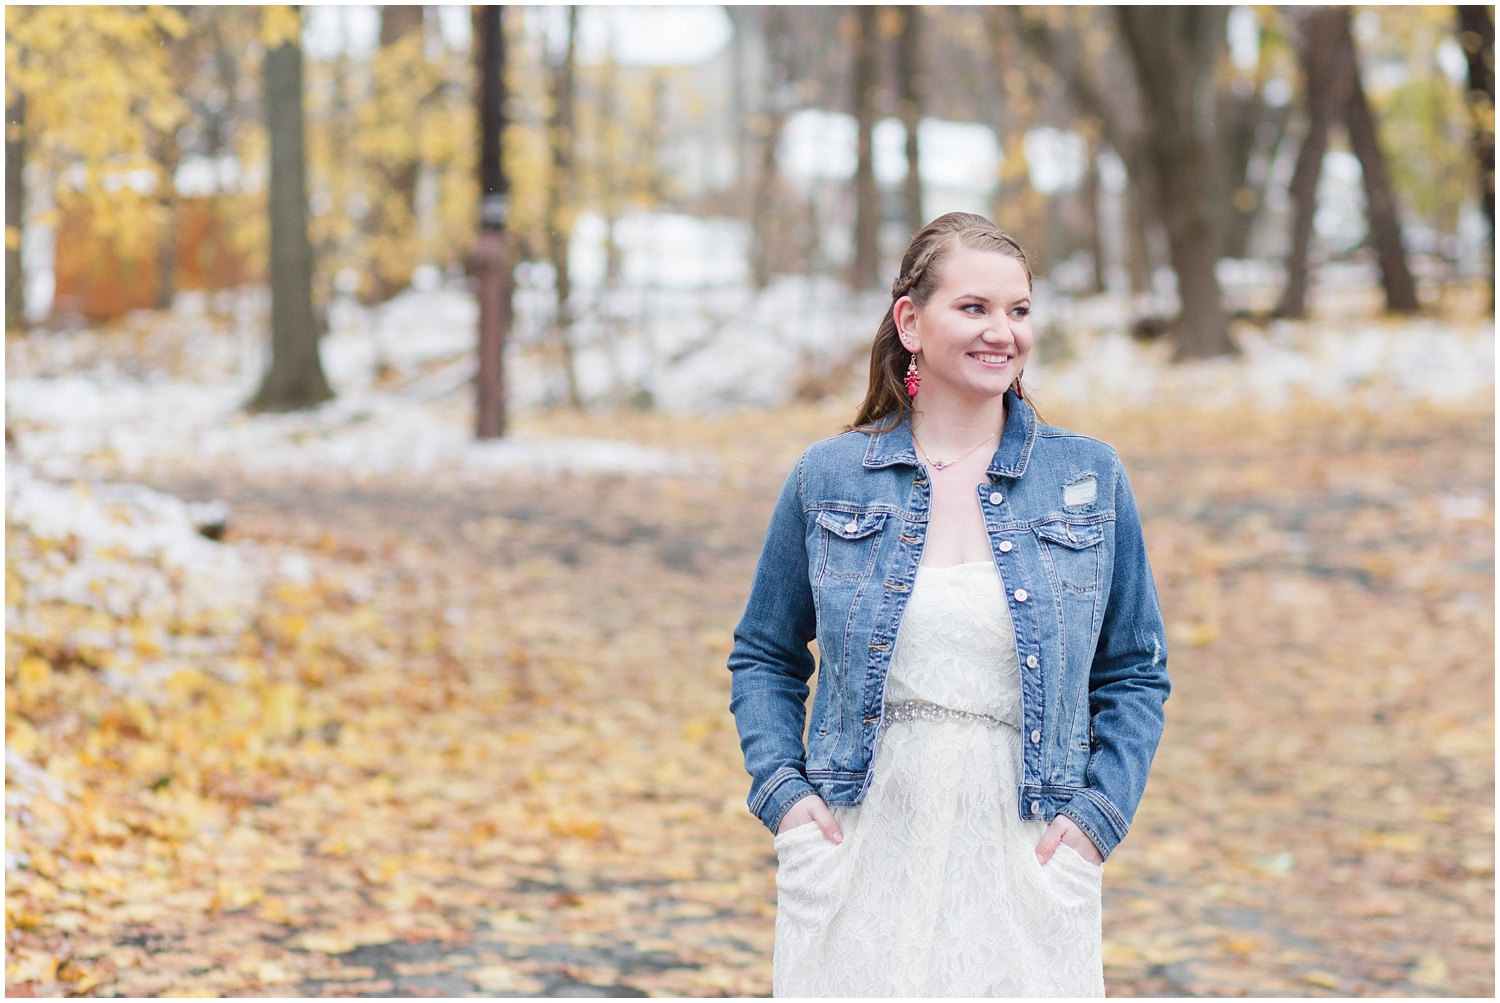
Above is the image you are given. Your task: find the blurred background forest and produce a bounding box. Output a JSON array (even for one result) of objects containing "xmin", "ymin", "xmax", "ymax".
[
  {"xmin": 5, "ymin": 5, "xmax": 1495, "ymax": 999},
  {"xmin": 5, "ymin": 5, "xmax": 1495, "ymax": 405}
]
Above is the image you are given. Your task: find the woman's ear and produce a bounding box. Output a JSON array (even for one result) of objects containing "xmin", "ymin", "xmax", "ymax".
[{"xmin": 894, "ymin": 296, "xmax": 920, "ymax": 353}]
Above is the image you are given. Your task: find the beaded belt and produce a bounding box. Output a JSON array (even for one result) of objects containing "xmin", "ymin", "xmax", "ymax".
[{"xmin": 883, "ymin": 699, "xmax": 1007, "ymax": 729}]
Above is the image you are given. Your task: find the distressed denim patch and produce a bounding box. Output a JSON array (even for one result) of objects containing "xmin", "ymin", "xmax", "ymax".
[{"xmin": 1063, "ymin": 474, "xmax": 1097, "ymax": 508}]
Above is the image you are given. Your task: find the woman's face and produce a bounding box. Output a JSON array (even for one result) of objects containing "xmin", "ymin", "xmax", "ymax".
[
  {"xmin": 888, "ymin": 247, "xmax": 1032, "ymax": 407},
  {"xmin": 895, "ymin": 247, "xmax": 1034, "ymax": 405}
]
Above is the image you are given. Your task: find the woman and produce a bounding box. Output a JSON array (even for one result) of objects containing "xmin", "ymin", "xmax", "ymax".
[{"xmin": 727, "ymin": 213, "xmax": 1170, "ymax": 997}]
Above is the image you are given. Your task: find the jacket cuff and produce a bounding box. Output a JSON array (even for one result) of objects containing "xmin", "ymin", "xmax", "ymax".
[
  {"xmin": 750, "ymin": 767, "xmax": 818, "ymax": 833},
  {"xmin": 1059, "ymin": 788, "xmax": 1130, "ymax": 860}
]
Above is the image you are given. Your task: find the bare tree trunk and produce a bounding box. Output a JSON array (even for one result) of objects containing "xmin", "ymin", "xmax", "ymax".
[
  {"xmin": 249, "ymin": 9, "xmax": 333, "ymax": 412},
  {"xmin": 1122, "ymin": 171, "xmax": 1155, "ymax": 296},
  {"xmin": 646, "ymin": 71, "xmax": 669, "ymax": 207},
  {"xmin": 319, "ymin": 10, "xmax": 353, "ymax": 273},
  {"xmin": 381, "ymin": 5, "xmax": 423, "ymax": 56},
  {"xmin": 1082, "ymin": 141, "xmax": 1106, "ymax": 294},
  {"xmin": 1274, "ymin": 8, "xmax": 1348, "ymax": 319},
  {"xmin": 986, "ymin": 12, "xmax": 1071, "ymax": 262},
  {"xmin": 6, "ymin": 88, "xmax": 25, "ymax": 332},
  {"xmin": 849, "ymin": 6, "xmax": 882, "ymax": 290},
  {"xmin": 597, "ymin": 28, "xmax": 622, "ymax": 291},
  {"xmin": 205, "ymin": 12, "xmax": 246, "ymax": 319},
  {"xmin": 1117, "ymin": 6, "xmax": 1234, "ymax": 358},
  {"xmin": 152, "ymin": 125, "xmax": 182, "ymax": 311},
  {"xmin": 748, "ymin": 114, "xmax": 788, "ymax": 290},
  {"xmin": 1459, "ymin": 6, "xmax": 1496, "ymax": 230},
  {"xmin": 895, "ymin": 5, "xmax": 924, "ymax": 235},
  {"xmin": 150, "ymin": 14, "xmax": 197, "ymax": 313},
  {"xmin": 545, "ymin": 6, "xmax": 581, "ymax": 407},
  {"xmin": 725, "ymin": 7, "xmax": 752, "ymax": 185},
  {"xmin": 1215, "ymin": 76, "xmax": 1290, "ymax": 261},
  {"xmin": 1458, "ymin": 5, "xmax": 1494, "ymax": 304},
  {"xmin": 750, "ymin": 6, "xmax": 791, "ymax": 290},
  {"xmin": 1215, "ymin": 104, "xmax": 1261, "ymax": 260},
  {"xmin": 473, "ymin": 4, "xmax": 513, "ymax": 439},
  {"xmin": 1335, "ymin": 11, "xmax": 1418, "ymax": 313}
]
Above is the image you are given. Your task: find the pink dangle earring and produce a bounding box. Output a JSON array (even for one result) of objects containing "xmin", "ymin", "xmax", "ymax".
[{"xmin": 904, "ymin": 354, "xmax": 921, "ymax": 397}]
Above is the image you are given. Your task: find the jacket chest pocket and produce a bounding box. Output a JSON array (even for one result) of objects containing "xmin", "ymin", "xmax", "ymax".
[
  {"xmin": 814, "ymin": 510, "xmax": 888, "ymax": 581},
  {"xmin": 1035, "ymin": 521, "xmax": 1105, "ymax": 593}
]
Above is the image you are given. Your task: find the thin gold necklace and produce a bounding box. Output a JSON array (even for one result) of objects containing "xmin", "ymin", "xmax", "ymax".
[{"xmin": 911, "ymin": 427, "xmax": 998, "ymax": 471}]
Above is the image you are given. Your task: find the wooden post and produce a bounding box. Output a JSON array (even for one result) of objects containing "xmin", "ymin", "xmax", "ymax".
[{"xmin": 473, "ymin": 5, "xmax": 513, "ymax": 439}]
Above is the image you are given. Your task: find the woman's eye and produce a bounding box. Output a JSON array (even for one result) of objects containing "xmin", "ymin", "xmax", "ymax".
[
  {"xmin": 1011, "ymin": 306, "xmax": 1031, "ymax": 318},
  {"xmin": 963, "ymin": 304, "xmax": 984, "ymax": 314}
]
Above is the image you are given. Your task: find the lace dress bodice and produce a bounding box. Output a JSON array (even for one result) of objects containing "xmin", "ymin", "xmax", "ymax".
[
  {"xmin": 772, "ymin": 560, "xmax": 1104, "ymax": 998},
  {"xmin": 882, "ymin": 561, "xmax": 1021, "ymax": 723}
]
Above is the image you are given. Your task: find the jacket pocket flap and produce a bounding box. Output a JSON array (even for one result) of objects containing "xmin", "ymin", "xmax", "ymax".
[
  {"xmin": 1035, "ymin": 521, "xmax": 1104, "ymax": 549},
  {"xmin": 815, "ymin": 510, "xmax": 888, "ymax": 539}
]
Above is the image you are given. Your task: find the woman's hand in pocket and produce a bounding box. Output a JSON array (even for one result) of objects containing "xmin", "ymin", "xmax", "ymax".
[
  {"xmin": 1035, "ymin": 813, "xmax": 1102, "ymax": 866},
  {"xmin": 777, "ymin": 795, "xmax": 844, "ymax": 845}
]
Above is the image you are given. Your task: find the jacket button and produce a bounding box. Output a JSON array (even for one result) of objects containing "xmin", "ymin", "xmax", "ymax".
[
  {"xmin": 1026, "ymin": 654, "xmax": 1039, "ymax": 668},
  {"xmin": 989, "ymin": 492, "xmax": 1004, "ymax": 505},
  {"xmin": 998, "ymin": 540, "xmax": 1012, "ymax": 552},
  {"xmin": 844, "ymin": 518, "xmax": 859, "ymax": 533},
  {"xmin": 1030, "ymin": 729, "xmax": 1041, "ymax": 743},
  {"xmin": 1030, "ymin": 801, "xmax": 1041, "ymax": 814},
  {"xmin": 1014, "ymin": 588, "xmax": 1029, "ymax": 602}
]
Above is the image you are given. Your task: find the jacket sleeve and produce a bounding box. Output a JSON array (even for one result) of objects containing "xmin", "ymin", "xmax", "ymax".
[
  {"xmin": 1059, "ymin": 454, "xmax": 1170, "ymax": 859},
  {"xmin": 727, "ymin": 457, "xmax": 821, "ymax": 833}
]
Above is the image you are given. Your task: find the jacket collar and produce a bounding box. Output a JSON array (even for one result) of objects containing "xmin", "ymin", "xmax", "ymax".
[{"xmin": 862, "ymin": 388, "xmax": 1036, "ymax": 479}]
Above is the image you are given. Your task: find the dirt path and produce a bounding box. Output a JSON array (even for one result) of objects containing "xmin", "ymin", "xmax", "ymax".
[{"xmin": 8, "ymin": 398, "xmax": 1492, "ymax": 997}]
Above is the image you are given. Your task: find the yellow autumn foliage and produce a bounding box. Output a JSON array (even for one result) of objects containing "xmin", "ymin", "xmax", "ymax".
[{"xmin": 6, "ymin": 5, "xmax": 187, "ymax": 260}]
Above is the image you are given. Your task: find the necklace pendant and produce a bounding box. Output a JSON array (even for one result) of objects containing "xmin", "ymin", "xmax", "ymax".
[{"xmin": 931, "ymin": 459, "xmax": 950, "ymax": 470}]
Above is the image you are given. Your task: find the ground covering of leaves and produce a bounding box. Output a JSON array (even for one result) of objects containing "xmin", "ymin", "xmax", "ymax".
[{"xmin": 6, "ymin": 388, "xmax": 1493, "ymax": 997}]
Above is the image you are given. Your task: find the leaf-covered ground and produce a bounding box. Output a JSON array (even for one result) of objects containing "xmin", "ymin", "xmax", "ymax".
[{"xmin": 6, "ymin": 392, "xmax": 1493, "ymax": 997}]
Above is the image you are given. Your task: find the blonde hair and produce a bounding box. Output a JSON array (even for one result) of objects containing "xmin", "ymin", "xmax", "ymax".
[{"xmin": 850, "ymin": 212, "xmax": 1033, "ymax": 432}]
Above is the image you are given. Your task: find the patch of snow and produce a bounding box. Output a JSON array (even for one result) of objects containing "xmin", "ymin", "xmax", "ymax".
[
  {"xmin": 567, "ymin": 212, "xmax": 750, "ymax": 290},
  {"xmin": 6, "ymin": 377, "xmax": 695, "ymax": 483},
  {"xmin": 6, "ymin": 279, "xmax": 1491, "ymax": 486},
  {"xmin": 5, "ymin": 460, "xmax": 262, "ymax": 697},
  {"xmin": 1032, "ymin": 297, "xmax": 1494, "ymax": 412}
]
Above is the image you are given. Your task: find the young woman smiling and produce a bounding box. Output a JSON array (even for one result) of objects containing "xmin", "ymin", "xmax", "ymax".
[{"xmin": 728, "ymin": 213, "xmax": 1171, "ymax": 997}]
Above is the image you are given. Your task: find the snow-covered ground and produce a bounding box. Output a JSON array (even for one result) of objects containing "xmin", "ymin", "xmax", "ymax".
[
  {"xmin": 5, "ymin": 271, "xmax": 892, "ymax": 484},
  {"xmin": 5, "ymin": 460, "xmax": 264, "ymax": 700},
  {"xmin": 1036, "ymin": 294, "xmax": 1495, "ymax": 412},
  {"xmin": 5, "ymin": 274, "xmax": 1493, "ymax": 488}
]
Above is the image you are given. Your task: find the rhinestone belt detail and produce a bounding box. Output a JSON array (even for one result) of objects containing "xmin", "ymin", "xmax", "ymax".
[{"xmin": 883, "ymin": 699, "xmax": 1007, "ymax": 729}]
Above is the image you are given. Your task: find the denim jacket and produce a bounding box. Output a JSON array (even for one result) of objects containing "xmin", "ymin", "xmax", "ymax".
[{"xmin": 728, "ymin": 390, "xmax": 1168, "ymax": 860}]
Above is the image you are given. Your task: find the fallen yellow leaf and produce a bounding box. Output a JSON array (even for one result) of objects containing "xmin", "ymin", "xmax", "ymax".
[{"xmin": 470, "ymin": 963, "xmax": 545, "ymax": 994}]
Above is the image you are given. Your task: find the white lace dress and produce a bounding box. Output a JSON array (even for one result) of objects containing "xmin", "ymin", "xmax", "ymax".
[{"xmin": 772, "ymin": 561, "xmax": 1105, "ymax": 998}]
